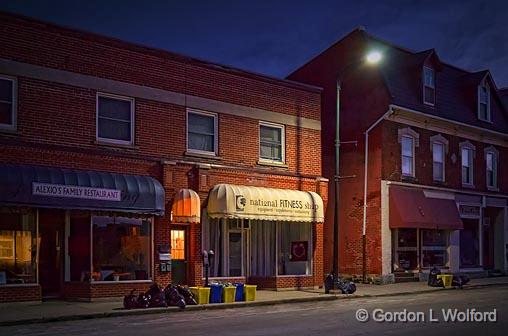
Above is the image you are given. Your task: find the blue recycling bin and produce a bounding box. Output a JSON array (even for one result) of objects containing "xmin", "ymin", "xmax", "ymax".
[
  {"xmin": 234, "ymin": 283, "xmax": 244, "ymax": 301},
  {"xmin": 209, "ymin": 284, "xmax": 223, "ymax": 303}
]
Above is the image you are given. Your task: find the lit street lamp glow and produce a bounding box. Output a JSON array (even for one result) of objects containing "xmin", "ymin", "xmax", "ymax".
[{"xmin": 366, "ymin": 51, "xmax": 382, "ymax": 64}]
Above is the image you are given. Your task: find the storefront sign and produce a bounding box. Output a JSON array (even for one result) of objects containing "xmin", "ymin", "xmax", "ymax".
[
  {"xmin": 32, "ymin": 182, "xmax": 121, "ymax": 201},
  {"xmin": 235, "ymin": 195, "xmax": 319, "ymax": 217},
  {"xmin": 458, "ymin": 205, "xmax": 480, "ymax": 218}
]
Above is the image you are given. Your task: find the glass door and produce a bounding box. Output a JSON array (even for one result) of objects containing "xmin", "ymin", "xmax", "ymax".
[
  {"xmin": 393, "ymin": 228, "xmax": 418, "ymax": 271},
  {"xmin": 171, "ymin": 229, "xmax": 187, "ymax": 284}
]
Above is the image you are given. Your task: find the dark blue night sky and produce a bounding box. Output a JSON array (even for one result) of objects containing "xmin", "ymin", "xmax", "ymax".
[{"xmin": 1, "ymin": 0, "xmax": 507, "ymax": 87}]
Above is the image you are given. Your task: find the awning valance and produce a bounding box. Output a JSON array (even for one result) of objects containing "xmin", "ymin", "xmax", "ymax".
[
  {"xmin": 171, "ymin": 189, "xmax": 200, "ymax": 223},
  {"xmin": 207, "ymin": 184, "xmax": 324, "ymax": 222},
  {"xmin": 0, "ymin": 164, "xmax": 165, "ymax": 216},
  {"xmin": 389, "ymin": 186, "xmax": 462, "ymax": 230}
]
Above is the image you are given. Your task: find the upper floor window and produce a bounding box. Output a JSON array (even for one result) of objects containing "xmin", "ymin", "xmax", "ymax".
[
  {"xmin": 423, "ymin": 67, "xmax": 435, "ymax": 105},
  {"xmin": 485, "ymin": 146, "xmax": 498, "ymax": 190},
  {"xmin": 401, "ymin": 135, "xmax": 414, "ymax": 177},
  {"xmin": 187, "ymin": 109, "xmax": 217, "ymax": 155},
  {"xmin": 432, "ymin": 142, "xmax": 445, "ymax": 182},
  {"xmin": 430, "ymin": 134, "xmax": 448, "ymax": 183},
  {"xmin": 478, "ymin": 84, "xmax": 491, "ymax": 122},
  {"xmin": 398, "ymin": 127, "xmax": 419, "ymax": 178},
  {"xmin": 259, "ymin": 122, "xmax": 285, "ymax": 163},
  {"xmin": 460, "ymin": 141, "xmax": 475, "ymax": 186},
  {"xmin": 97, "ymin": 93, "xmax": 134, "ymax": 145},
  {"xmin": 0, "ymin": 75, "xmax": 17, "ymax": 131}
]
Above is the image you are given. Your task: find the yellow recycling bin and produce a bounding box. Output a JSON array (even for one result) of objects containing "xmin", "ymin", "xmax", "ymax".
[
  {"xmin": 436, "ymin": 274, "xmax": 453, "ymax": 288},
  {"xmin": 223, "ymin": 286, "xmax": 236, "ymax": 303},
  {"xmin": 244, "ymin": 284, "xmax": 257, "ymax": 301},
  {"xmin": 189, "ymin": 287, "xmax": 211, "ymax": 304}
]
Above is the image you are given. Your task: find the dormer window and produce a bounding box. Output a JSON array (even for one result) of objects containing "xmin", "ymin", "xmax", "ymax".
[
  {"xmin": 478, "ymin": 84, "xmax": 491, "ymax": 122},
  {"xmin": 423, "ymin": 67, "xmax": 435, "ymax": 105}
]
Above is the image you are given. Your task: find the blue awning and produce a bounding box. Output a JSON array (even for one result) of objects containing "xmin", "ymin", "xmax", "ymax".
[{"xmin": 0, "ymin": 164, "xmax": 165, "ymax": 216}]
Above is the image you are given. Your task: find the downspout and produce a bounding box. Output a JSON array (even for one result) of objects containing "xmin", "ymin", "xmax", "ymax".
[{"xmin": 362, "ymin": 106, "xmax": 394, "ymax": 282}]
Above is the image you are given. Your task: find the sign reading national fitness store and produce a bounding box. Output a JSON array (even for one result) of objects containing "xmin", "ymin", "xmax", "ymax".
[{"xmin": 207, "ymin": 184, "xmax": 324, "ymax": 222}]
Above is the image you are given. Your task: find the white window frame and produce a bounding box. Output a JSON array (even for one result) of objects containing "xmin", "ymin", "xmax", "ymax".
[
  {"xmin": 0, "ymin": 75, "xmax": 17, "ymax": 132},
  {"xmin": 398, "ymin": 127, "xmax": 419, "ymax": 178},
  {"xmin": 430, "ymin": 134, "xmax": 449, "ymax": 183},
  {"xmin": 423, "ymin": 67, "xmax": 435, "ymax": 106},
  {"xmin": 186, "ymin": 108, "xmax": 218, "ymax": 156},
  {"xmin": 259, "ymin": 121, "xmax": 286, "ymax": 164},
  {"xmin": 477, "ymin": 84, "xmax": 491, "ymax": 122},
  {"xmin": 96, "ymin": 92, "xmax": 135, "ymax": 146},
  {"xmin": 432, "ymin": 142, "xmax": 445, "ymax": 182},
  {"xmin": 484, "ymin": 146, "xmax": 499, "ymax": 190},
  {"xmin": 460, "ymin": 141, "xmax": 476, "ymax": 187}
]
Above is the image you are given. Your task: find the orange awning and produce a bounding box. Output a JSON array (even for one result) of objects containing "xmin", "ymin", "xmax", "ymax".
[
  {"xmin": 389, "ymin": 186, "xmax": 463, "ymax": 230},
  {"xmin": 171, "ymin": 189, "xmax": 200, "ymax": 223}
]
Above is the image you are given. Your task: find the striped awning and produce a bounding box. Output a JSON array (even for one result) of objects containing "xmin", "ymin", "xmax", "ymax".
[
  {"xmin": 171, "ymin": 189, "xmax": 200, "ymax": 223},
  {"xmin": 207, "ymin": 184, "xmax": 324, "ymax": 222}
]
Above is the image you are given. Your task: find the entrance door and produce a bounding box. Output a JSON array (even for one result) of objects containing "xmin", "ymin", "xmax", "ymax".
[
  {"xmin": 483, "ymin": 218, "xmax": 494, "ymax": 269},
  {"xmin": 393, "ymin": 228, "xmax": 419, "ymax": 271},
  {"xmin": 38, "ymin": 210, "xmax": 65, "ymax": 298},
  {"xmin": 171, "ymin": 229, "xmax": 187, "ymax": 284}
]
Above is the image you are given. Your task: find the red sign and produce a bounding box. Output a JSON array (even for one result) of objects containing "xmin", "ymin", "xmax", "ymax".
[{"xmin": 291, "ymin": 241, "xmax": 308, "ymax": 262}]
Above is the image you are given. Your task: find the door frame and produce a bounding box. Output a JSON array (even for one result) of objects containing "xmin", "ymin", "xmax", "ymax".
[{"xmin": 170, "ymin": 226, "xmax": 189, "ymax": 284}]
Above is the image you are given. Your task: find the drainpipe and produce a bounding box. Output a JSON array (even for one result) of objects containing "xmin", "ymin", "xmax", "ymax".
[{"xmin": 362, "ymin": 106, "xmax": 394, "ymax": 282}]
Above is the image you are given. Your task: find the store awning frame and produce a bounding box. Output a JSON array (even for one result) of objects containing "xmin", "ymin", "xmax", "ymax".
[
  {"xmin": 207, "ymin": 184, "xmax": 324, "ymax": 222},
  {"xmin": 0, "ymin": 164, "xmax": 165, "ymax": 216},
  {"xmin": 171, "ymin": 189, "xmax": 200, "ymax": 223},
  {"xmin": 389, "ymin": 186, "xmax": 463, "ymax": 230}
]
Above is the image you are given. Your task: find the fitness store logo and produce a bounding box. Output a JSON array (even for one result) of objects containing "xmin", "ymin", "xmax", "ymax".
[{"xmin": 236, "ymin": 195, "xmax": 247, "ymax": 211}]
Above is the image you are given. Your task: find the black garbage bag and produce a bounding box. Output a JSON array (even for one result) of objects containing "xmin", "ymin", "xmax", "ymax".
[
  {"xmin": 428, "ymin": 267, "xmax": 444, "ymax": 288},
  {"xmin": 123, "ymin": 289, "xmax": 138, "ymax": 309},
  {"xmin": 176, "ymin": 285, "xmax": 198, "ymax": 305},
  {"xmin": 146, "ymin": 283, "xmax": 167, "ymax": 308},
  {"xmin": 452, "ymin": 275, "xmax": 470, "ymax": 289},
  {"xmin": 164, "ymin": 284, "xmax": 186, "ymax": 309},
  {"xmin": 136, "ymin": 293, "xmax": 150, "ymax": 309},
  {"xmin": 324, "ymin": 273, "xmax": 334, "ymax": 294},
  {"xmin": 340, "ymin": 282, "xmax": 357, "ymax": 295}
]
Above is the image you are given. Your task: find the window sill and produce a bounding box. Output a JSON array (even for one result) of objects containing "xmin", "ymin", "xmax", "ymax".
[
  {"xmin": 94, "ymin": 140, "xmax": 139, "ymax": 150},
  {"xmin": 184, "ymin": 151, "xmax": 222, "ymax": 161},
  {"xmin": 432, "ymin": 180, "xmax": 447, "ymax": 186},
  {"xmin": 423, "ymin": 101, "xmax": 435, "ymax": 108},
  {"xmin": 89, "ymin": 280, "xmax": 153, "ymax": 284},
  {"xmin": 461, "ymin": 183, "xmax": 475, "ymax": 189},
  {"xmin": 0, "ymin": 283, "xmax": 39, "ymax": 287},
  {"xmin": 0, "ymin": 126, "xmax": 18, "ymax": 135},
  {"xmin": 257, "ymin": 160, "xmax": 288, "ymax": 169},
  {"xmin": 478, "ymin": 118, "xmax": 493, "ymax": 124},
  {"xmin": 401, "ymin": 175, "xmax": 417, "ymax": 183},
  {"xmin": 487, "ymin": 186, "xmax": 499, "ymax": 192}
]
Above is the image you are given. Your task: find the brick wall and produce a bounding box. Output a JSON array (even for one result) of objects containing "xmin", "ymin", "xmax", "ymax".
[{"xmin": 0, "ymin": 285, "xmax": 41, "ymax": 303}]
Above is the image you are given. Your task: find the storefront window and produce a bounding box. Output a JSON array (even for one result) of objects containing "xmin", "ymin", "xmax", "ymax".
[
  {"xmin": 68, "ymin": 212, "xmax": 91, "ymax": 282},
  {"xmin": 394, "ymin": 229, "xmax": 418, "ymax": 270},
  {"xmin": 421, "ymin": 230, "xmax": 448, "ymax": 268},
  {"xmin": 277, "ymin": 222, "xmax": 311, "ymax": 275},
  {"xmin": 0, "ymin": 209, "xmax": 37, "ymax": 285},
  {"xmin": 92, "ymin": 216, "xmax": 151, "ymax": 281},
  {"xmin": 251, "ymin": 220, "xmax": 276, "ymax": 277}
]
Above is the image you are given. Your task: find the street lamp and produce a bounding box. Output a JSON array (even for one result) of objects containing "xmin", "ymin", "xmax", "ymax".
[{"xmin": 333, "ymin": 50, "xmax": 382, "ymax": 287}]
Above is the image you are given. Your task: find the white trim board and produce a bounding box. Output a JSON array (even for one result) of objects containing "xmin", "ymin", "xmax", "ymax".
[{"xmin": 0, "ymin": 58, "xmax": 321, "ymax": 131}]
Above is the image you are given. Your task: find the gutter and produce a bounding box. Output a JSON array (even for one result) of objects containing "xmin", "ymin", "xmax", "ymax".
[{"xmin": 362, "ymin": 106, "xmax": 394, "ymax": 281}]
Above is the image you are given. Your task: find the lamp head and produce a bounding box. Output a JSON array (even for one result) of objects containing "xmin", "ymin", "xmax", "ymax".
[{"xmin": 366, "ymin": 51, "xmax": 382, "ymax": 64}]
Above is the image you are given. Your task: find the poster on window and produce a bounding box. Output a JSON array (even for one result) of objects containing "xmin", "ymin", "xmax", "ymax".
[{"xmin": 291, "ymin": 241, "xmax": 308, "ymax": 262}]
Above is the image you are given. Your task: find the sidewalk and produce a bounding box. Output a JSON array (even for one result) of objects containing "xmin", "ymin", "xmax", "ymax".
[{"xmin": 1, "ymin": 276, "xmax": 507, "ymax": 326}]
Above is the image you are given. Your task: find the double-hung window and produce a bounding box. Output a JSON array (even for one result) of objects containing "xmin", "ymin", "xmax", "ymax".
[
  {"xmin": 432, "ymin": 142, "xmax": 445, "ymax": 182},
  {"xmin": 461, "ymin": 146, "xmax": 474, "ymax": 186},
  {"xmin": 259, "ymin": 122, "xmax": 285, "ymax": 163},
  {"xmin": 423, "ymin": 67, "xmax": 435, "ymax": 105},
  {"xmin": 401, "ymin": 135, "xmax": 415, "ymax": 177},
  {"xmin": 0, "ymin": 76, "xmax": 17, "ymax": 131},
  {"xmin": 478, "ymin": 85, "xmax": 491, "ymax": 122},
  {"xmin": 187, "ymin": 110, "xmax": 218, "ymax": 155},
  {"xmin": 485, "ymin": 147, "xmax": 498, "ymax": 189},
  {"xmin": 97, "ymin": 94, "xmax": 134, "ymax": 145}
]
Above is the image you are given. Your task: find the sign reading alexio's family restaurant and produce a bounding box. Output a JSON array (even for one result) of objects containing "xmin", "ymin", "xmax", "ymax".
[{"xmin": 32, "ymin": 182, "xmax": 121, "ymax": 202}]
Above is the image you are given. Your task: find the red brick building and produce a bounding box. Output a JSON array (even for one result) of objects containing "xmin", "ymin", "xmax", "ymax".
[
  {"xmin": 289, "ymin": 28, "xmax": 508, "ymax": 283},
  {"xmin": 0, "ymin": 12, "xmax": 327, "ymax": 303}
]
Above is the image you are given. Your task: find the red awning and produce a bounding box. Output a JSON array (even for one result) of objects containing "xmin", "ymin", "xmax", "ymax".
[{"xmin": 389, "ymin": 186, "xmax": 463, "ymax": 230}]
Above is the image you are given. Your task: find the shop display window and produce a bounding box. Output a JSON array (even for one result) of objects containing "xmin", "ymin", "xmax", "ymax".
[
  {"xmin": 277, "ymin": 222, "xmax": 311, "ymax": 275},
  {"xmin": 0, "ymin": 209, "xmax": 37, "ymax": 284},
  {"xmin": 92, "ymin": 216, "xmax": 151, "ymax": 281}
]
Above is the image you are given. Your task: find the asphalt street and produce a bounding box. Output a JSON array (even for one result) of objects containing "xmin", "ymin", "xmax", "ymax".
[{"xmin": 2, "ymin": 286, "xmax": 507, "ymax": 336}]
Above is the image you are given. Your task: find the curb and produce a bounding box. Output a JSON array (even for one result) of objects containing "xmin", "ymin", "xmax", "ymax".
[{"xmin": 1, "ymin": 282, "xmax": 507, "ymax": 327}]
